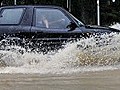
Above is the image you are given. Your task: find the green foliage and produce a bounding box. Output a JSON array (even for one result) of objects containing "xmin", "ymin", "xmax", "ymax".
[{"xmin": 1, "ymin": 0, "xmax": 120, "ymax": 26}]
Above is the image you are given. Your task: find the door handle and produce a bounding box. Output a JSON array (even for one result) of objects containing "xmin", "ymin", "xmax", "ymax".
[{"xmin": 35, "ymin": 31, "xmax": 43, "ymax": 33}]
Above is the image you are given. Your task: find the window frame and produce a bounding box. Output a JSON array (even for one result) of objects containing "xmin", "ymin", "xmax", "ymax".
[
  {"xmin": 33, "ymin": 7, "xmax": 72, "ymax": 29},
  {"xmin": 0, "ymin": 7, "xmax": 26, "ymax": 25}
]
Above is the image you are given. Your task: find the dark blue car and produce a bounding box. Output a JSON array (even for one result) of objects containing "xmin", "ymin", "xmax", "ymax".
[{"xmin": 0, "ymin": 5, "xmax": 119, "ymax": 52}]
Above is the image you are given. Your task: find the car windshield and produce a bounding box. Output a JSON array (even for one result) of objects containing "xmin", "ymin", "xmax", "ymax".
[{"xmin": 69, "ymin": 13, "xmax": 84, "ymax": 26}]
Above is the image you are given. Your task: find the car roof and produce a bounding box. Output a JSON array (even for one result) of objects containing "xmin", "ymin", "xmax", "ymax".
[{"xmin": 0, "ymin": 5, "xmax": 62, "ymax": 9}]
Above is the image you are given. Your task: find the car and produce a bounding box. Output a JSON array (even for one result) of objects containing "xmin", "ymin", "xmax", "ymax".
[{"xmin": 0, "ymin": 5, "xmax": 119, "ymax": 52}]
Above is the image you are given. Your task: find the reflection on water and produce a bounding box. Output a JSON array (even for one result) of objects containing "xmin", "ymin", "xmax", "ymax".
[{"xmin": 0, "ymin": 25, "xmax": 120, "ymax": 74}]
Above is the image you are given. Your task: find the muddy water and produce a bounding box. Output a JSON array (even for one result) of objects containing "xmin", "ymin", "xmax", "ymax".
[
  {"xmin": 0, "ymin": 32, "xmax": 120, "ymax": 74},
  {"xmin": 0, "ymin": 70, "xmax": 120, "ymax": 90},
  {"xmin": 0, "ymin": 25, "xmax": 120, "ymax": 89}
]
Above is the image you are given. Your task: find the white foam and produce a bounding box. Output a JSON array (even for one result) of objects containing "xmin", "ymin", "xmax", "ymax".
[{"xmin": 110, "ymin": 23, "xmax": 120, "ymax": 30}]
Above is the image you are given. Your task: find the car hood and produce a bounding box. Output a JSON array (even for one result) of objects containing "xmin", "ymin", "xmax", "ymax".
[{"xmin": 84, "ymin": 25, "xmax": 120, "ymax": 32}]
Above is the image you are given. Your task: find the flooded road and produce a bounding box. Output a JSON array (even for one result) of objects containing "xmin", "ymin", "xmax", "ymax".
[
  {"xmin": 0, "ymin": 24, "xmax": 120, "ymax": 89},
  {"xmin": 0, "ymin": 70, "xmax": 120, "ymax": 90}
]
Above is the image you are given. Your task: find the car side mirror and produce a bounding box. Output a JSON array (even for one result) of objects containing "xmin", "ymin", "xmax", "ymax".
[{"xmin": 67, "ymin": 22, "xmax": 77, "ymax": 31}]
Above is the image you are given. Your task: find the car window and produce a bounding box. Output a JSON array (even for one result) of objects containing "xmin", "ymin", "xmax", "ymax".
[
  {"xmin": 35, "ymin": 8, "xmax": 71, "ymax": 29},
  {"xmin": 0, "ymin": 8, "xmax": 24, "ymax": 25}
]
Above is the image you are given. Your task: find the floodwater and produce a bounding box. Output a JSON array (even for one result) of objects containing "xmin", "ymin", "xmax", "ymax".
[
  {"xmin": 0, "ymin": 70, "xmax": 120, "ymax": 90},
  {"xmin": 0, "ymin": 24, "xmax": 120, "ymax": 90}
]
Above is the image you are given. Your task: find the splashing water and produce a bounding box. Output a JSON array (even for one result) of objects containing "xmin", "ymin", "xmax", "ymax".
[{"xmin": 0, "ymin": 25, "xmax": 120, "ymax": 74}]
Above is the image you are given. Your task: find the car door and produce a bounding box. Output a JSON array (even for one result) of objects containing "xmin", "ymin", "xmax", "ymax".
[{"xmin": 31, "ymin": 7, "xmax": 83, "ymax": 45}]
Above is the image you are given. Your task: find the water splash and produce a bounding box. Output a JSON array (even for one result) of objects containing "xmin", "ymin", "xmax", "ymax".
[
  {"xmin": 0, "ymin": 25, "xmax": 120, "ymax": 74},
  {"xmin": 76, "ymin": 33, "xmax": 120, "ymax": 66}
]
